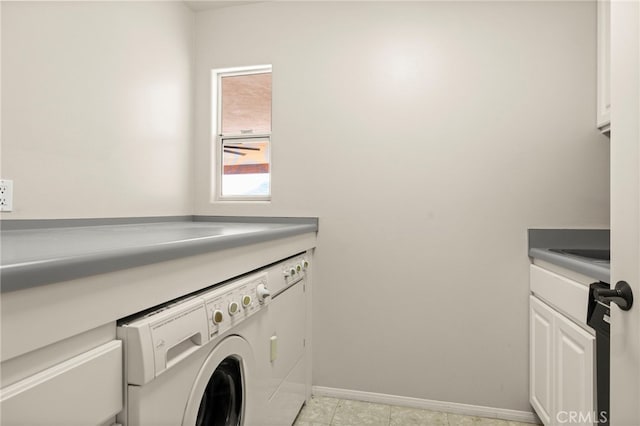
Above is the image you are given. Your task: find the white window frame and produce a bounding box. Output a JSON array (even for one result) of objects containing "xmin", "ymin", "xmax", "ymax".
[{"xmin": 211, "ymin": 64, "xmax": 272, "ymax": 202}]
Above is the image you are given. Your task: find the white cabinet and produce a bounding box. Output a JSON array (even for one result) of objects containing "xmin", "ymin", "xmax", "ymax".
[
  {"xmin": 530, "ymin": 295, "xmax": 596, "ymax": 426},
  {"xmin": 554, "ymin": 312, "xmax": 595, "ymax": 425},
  {"xmin": 597, "ymin": 0, "xmax": 611, "ymax": 132},
  {"xmin": 529, "ymin": 264, "xmax": 597, "ymax": 426},
  {"xmin": 0, "ymin": 340, "xmax": 123, "ymax": 426},
  {"xmin": 530, "ymin": 296, "xmax": 555, "ymax": 425}
]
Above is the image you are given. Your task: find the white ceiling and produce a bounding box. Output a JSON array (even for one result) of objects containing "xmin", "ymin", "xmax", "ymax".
[{"xmin": 183, "ymin": 1, "xmax": 258, "ymax": 12}]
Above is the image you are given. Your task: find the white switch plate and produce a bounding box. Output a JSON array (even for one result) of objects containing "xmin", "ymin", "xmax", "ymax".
[{"xmin": 0, "ymin": 179, "xmax": 14, "ymax": 212}]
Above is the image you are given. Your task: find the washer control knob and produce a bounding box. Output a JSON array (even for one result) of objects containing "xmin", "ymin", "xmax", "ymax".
[
  {"xmin": 228, "ymin": 301, "xmax": 240, "ymax": 316},
  {"xmin": 212, "ymin": 310, "xmax": 224, "ymax": 325},
  {"xmin": 302, "ymin": 259, "xmax": 309, "ymax": 269},
  {"xmin": 295, "ymin": 264, "xmax": 302, "ymax": 273},
  {"xmin": 289, "ymin": 267, "xmax": 296, "ymax": 276},
  {"xmin": 242, "ymin": 295, "xmax": 252, "ymax": 308},
  {"xmin": 256, "ymin": 283, "xmax": 271, "ymax": 303}
]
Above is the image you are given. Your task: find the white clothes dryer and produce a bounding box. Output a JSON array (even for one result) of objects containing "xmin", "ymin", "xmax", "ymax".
[{"xmin": 116, "ymin": 271, "xmax": 273, "ymax": 426}]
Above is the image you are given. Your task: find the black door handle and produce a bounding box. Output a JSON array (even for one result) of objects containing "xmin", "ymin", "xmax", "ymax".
[{"xmin": 594, "ymin": 281, "xmax": 634, "ymax": 311}]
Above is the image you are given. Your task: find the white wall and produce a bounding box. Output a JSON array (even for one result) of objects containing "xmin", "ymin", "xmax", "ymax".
[
  {"xmin": 1, "ymin": 1, "xmax": 194, "ymax": 219},
  {"xmin": 194, "ymin": 1, "xmax": 610, "ymax": 412}
]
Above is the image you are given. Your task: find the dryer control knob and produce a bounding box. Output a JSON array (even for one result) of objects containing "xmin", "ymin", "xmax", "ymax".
[
  {"xmin": 257, "ymin": 283, "xmax": 271, "ymax": 303},
  {"xmin": 295, "ymin": 264, "xmax": 302, "ymax": 273},
  {"xmin": 302, "ymin": 259, "xmax": 309, "ymax": 269},
  {"xmin": 289, "ymin": 268, "xmax": 296, "ymax": 276},
  {"xmin": 212, "ymin": 310, "xmax": 224, "ymax": 325},
  {"xmin": 228, "ymin": 301, "xmax": 240, "ymax": 316}
]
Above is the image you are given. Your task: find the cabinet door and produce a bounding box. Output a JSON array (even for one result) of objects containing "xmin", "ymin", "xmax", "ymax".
[
  {"xmin": 0, "ymin": 341, "xmax": 122, "ymax": 426},
  {"xmin": 530, "ymin": 296, "xmax": 555, "ymax": 426},
  {"xmin": 554, "ymin": 313, "xmax": 596, "ymax": 426}
]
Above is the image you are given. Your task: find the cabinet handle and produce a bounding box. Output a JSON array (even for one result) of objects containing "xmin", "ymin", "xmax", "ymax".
[{"xmin": 594, "ymin": 281, "xmax": 634, "ymax": 311}]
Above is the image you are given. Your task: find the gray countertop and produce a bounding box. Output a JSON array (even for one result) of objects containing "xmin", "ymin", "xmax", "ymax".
[
  {"xmin": 1, "ymin": 216, "xmax": 318, "ymax": 292},
  {"xmin": 528, "ymin": 229, "xmax": 610, "ymax": 283}
]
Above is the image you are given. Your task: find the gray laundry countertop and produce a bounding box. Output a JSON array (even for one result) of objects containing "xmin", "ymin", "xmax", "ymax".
[
  {"xmin": 1, "ymin": 216, "xmax": 318, "ymax": 292},
  {"xmin": 528, "ymin": 229, "xmax": 610, "ymax": 283}
]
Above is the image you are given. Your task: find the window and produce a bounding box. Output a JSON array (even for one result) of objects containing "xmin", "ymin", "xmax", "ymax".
[{"xmin": 212, "ymin": 65, "xmax": 272, "ymax": 201}]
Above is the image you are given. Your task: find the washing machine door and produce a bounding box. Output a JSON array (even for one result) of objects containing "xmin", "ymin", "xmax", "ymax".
[{"xmin": 183, "ymin": 336, "xmax": 257, "ymax": 426}]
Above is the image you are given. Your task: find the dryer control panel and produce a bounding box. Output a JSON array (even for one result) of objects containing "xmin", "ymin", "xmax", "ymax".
[
  {"xmin": 275, "ymin": 255, "xmax": 310, "ymax": 296},
  {"xmin": 118, "ymin": 272, "xmax": 270, "ymax": 386}
]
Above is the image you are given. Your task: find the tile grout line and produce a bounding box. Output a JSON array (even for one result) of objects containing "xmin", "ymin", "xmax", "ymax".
[{"xmin": 328, "ymin": 398, "xmax": 340, "ymax": 425}]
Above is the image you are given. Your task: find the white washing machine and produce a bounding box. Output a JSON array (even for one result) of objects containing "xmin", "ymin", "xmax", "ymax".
[{"xmin": 116, "ymin": 253, "xmax": 310, "ymax": 426}]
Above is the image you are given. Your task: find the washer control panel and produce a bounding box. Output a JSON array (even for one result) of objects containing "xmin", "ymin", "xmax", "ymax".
[
  {"xmin": 202, "ymin": 273, "xmax": 269, "ymax": 339},
  {"xmin": 118, "ymin": 271, "xmax": 270, "ymax": 385}
]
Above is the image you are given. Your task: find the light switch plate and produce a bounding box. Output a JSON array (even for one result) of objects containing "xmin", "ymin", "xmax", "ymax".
[{"xmin": 1, "ymin": 179, "xmax": 14, "ymax": 212}]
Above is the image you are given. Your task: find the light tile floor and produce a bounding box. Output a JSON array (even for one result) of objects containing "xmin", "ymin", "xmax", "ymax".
[{"xmin": 293, "ymin": 396, "xmax": 541, "ymax": 426}]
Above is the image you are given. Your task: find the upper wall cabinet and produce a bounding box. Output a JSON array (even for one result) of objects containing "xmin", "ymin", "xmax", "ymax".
[{"xmin": 597, "ymin": 0, "xmax": 611, "ymax": 133}]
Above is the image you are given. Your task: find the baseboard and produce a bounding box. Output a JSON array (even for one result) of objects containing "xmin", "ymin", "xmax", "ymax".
[{"xmin": 312, "ymin": 386, "xmax": 540, "ymax": 424}]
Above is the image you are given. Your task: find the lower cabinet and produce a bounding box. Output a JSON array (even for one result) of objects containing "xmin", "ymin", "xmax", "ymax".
[
  {"xmin": 530, "ymin": 296, "xmax": 555, "ymax": 425},
  {"xmin": 0, "ymin": 341, "xmax": 123, "ymax": 426},
  {"xmin": 530, "ymin": 296, "xmax": 595, "ymax": 426}
]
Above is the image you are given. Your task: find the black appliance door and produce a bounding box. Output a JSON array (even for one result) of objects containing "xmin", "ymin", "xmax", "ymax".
[
  {"xmin": 195, "ymin": 357, "xmax": 243, "ymax": 426},
  {"xmin": 587, "ymin": 282, "xmax": 611, "ymax": 426}
]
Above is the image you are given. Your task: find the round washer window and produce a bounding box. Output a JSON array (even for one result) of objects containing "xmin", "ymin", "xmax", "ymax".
[{"xmin": 195, "ymin": 357, "xmax": 243, "ymax": 426}]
